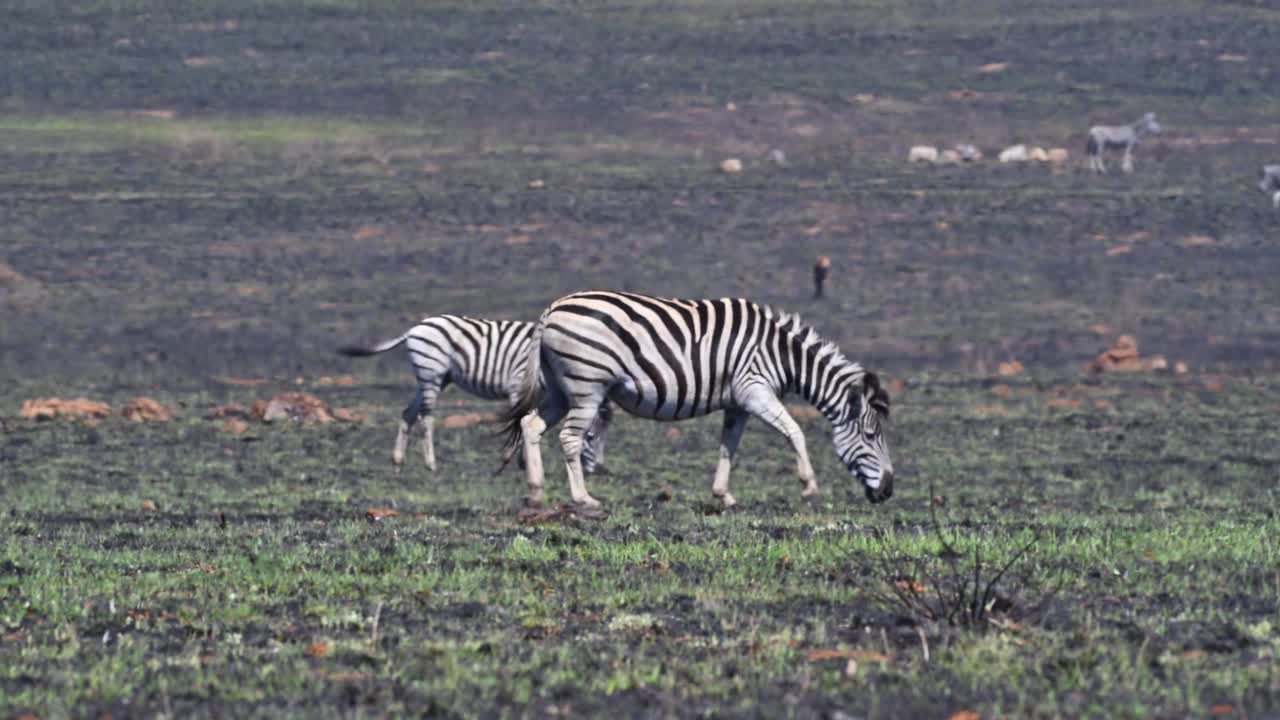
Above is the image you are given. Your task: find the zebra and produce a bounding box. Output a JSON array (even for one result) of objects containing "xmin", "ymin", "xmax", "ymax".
[
  {"xmin": 1086, "ymin": 112, "xmax": 1162, "ymax": 174},
  {"xmin": 339, "ymin": 316, "xmax": 612, "ymax": 474},
  {"xmin": 1260, "ymin": 165, "xmax": 1280, "ymax": 208},
  {"xmin": 500, "ymin": 291, "xmax": 894, "ymax": 509}
]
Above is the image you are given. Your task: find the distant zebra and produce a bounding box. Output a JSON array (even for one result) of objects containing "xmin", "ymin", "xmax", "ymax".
[
  {"xmin": 1087, "ymin": 112, "xmax": 1162, "ymax": 173},
  {"xmin": 1260, "ymin": 165, "xmax": 1280, "ymax": 208},
  {"xmin": 500, "ymin": 292, "xmax": 894, "ymax": 508},
  {"xmin": 339, "ymin": 316, "xmax": 611, "ymax": 474}
]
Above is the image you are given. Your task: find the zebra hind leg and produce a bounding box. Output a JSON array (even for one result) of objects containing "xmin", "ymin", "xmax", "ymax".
[
  {"xmin": 581, "ymin": 402, "xmax": 613, "ymax": 475},
  {"xmin": 394, "ymin": 388, "xmax": 425, "ymax": 474},
  {"xmin": 559, "ymin": 403, "xmax": 604, "ymax": 507},
  {"xmin": 418, "ymin": 384, "xmax": 442, "ymax": 472},
  {"xmin": 520, "ymin": 392, "xmax": 568, "ymax": 507},
  {"xmin": 712, "ymin": 411, "xmax": 750, "ymax": 508},
  {"xmin": 419, "ymin": 414, "xmax": 436, "ymax": 472}
]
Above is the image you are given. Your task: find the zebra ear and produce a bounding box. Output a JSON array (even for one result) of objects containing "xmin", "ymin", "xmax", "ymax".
[{"xmin": 864, "ymin": 372, "xmax": 891, "ymax": 418}]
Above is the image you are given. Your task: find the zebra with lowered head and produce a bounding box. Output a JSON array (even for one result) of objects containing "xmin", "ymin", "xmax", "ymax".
[
  {"xmin": 339, "ymin": 315, "xmax": 611, "ymax": 474},
  {"xmin": 500, "ymin": 291, "xmax": 894, "ymax": 508},
  {"xmin": 1087, "ymin": 112, "xmax": 1161, "ymax": 174},
  {"xmin": 1260, "ymin": 165, "xmax": 1280, "ymax": 209}
]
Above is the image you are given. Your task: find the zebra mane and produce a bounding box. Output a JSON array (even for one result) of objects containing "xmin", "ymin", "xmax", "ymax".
[{"xmin": 772, "ymin": 309, "xmax": 863, "ymax": 376}]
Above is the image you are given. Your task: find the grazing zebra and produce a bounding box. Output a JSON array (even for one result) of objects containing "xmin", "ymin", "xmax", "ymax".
[
  {"xmin": 339, "ymin": 316, "xmax": 611, "ymax": 474},
  {"xmin": 500, "ymin": 291, "xmax": 894, "ymax": 508},
  {"xmin": 1260, "ymin": 165, "xmax": 1280, "ymax": 208},
  {"xmin": 1087, "ymin": 112, "xmax": 1162, "ymax": 174}
]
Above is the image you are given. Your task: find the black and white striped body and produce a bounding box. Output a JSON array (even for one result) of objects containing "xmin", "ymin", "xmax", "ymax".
[
  {"xmin": 1260, "ymin": 164, "xmax": 1280, "ymax": 209},
  {"xmin": 339, "ymin": 316, "xmax": 611, "ymax": 474},
  {"xmin": 502, "ymin": 292, "xmax": 893, "ymax": 508}
]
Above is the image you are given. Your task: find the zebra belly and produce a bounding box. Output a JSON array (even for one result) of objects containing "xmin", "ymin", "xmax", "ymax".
[
  {"xmin": 607, "ymin": 379, "xmax": 725, "ymax": 421},
  {"xmin": 450, "ymin": 376, "xmax": 508, "ymax": 401}
]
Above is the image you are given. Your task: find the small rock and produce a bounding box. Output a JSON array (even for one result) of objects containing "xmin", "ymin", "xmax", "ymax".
[
  {"xmin": 720, "ymin": 158, "xmax": 743, "ymax": 174},
  {"xmin": 996, "ymin": 360, "xmax": 1024, "ymax": 377},
  {"xmin": 121, "ymin": 397, "xmax": 173, "ymax": 423}
]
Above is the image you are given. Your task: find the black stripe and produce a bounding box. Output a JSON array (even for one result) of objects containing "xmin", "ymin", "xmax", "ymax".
[
  {"xmin": 570, "ymin": 294, "xmax": 688, "ymax": 418},
  {"xmin": 555, "ymin": 302, "xmax": 670, "ymax": 413},
  {"xmin": 545, "ymin": 322, "xmax": 645, "ymax": 403}
]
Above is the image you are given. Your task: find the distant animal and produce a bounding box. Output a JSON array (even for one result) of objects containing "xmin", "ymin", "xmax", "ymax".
[
  {"xmin": 339, "ymin": 316, "xmax": 611, "ymax": 474},
  {"xmin": 998, "ymin": 144, "xmax": 1028, "ymax": 163},
  {"xmin": 956, "ymin": 144, "xmax": 982, "ymax": 162},
  {"xmin": 1260, "ymin": 164, "xmax": 1280, "ymax": 208},
  {"xmin": 813, "ymin": 256, "xmax": 831, "ymax": 299},
  {"xmin": 1087, "ymin": 112, "xmax": 1162, "ymax": 173},
  {"xmin": 938, "ymin": 149, "xmax": 962, "ymax": 165},
  {"xmin": 500, "ymin": 292, "xmax": 894, "ymax": 509},
  {"xmin": 908, "ymin": 145, "xmax": 939, "ymax": 163}
]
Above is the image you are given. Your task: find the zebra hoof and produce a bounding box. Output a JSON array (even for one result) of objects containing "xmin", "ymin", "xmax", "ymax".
[
  {"xmin": 719, "ymin": 493, "xmax": 738, "ymax": 509},
  {"xmin": 523, "ymin": 495, "xmax": 545, "ymax": 509},
  {"xmin": 801, "ymin": 484, "xmax": 820, "ymax": 498},
  {"xmin": 574, "ymin": 494, "xmax": 603, "ymax": 508}
]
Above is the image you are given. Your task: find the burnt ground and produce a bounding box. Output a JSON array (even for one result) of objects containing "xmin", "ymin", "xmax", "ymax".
[{"xmin": 2, "ymin": 1, "xmax": 1280, "ymax": 718}]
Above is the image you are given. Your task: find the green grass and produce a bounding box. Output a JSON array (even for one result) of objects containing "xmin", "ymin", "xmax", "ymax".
[{"xmin": 3, "ymin": 375, "xmax": 1279, "ymax": 717}]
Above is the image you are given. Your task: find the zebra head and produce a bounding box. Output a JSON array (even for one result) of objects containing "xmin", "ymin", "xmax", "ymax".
[
  {"xmin": 832, "ymin": 371, "xmax": 894, "ymax": 503},
  {"xmin": 1138, "ymin": 112, "xmax": 1162, "ymax": 136}
]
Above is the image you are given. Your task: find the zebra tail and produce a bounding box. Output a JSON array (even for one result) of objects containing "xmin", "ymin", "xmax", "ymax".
[
  {"xmin": 336, "ymin": 330, "xmax": 412, "ymax": 358},
  {"xmin": 497, "ymin": 312, "xmax": 548, "ymax": 456}
]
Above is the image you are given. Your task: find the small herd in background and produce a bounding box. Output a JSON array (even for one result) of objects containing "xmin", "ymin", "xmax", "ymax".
[{"xmin": 909, "ymin": 111, "xmax": 1278, "ymax": 207}]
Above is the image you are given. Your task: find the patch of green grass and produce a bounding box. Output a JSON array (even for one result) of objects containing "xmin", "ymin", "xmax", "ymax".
[{"xmin": 3, "ymin": 376, "xmax": 1279, "ymax": 716}]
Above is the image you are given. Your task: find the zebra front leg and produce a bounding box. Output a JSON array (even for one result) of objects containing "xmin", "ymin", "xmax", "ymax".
[
  {"xmin": 745, "ymin": 395, "xmax": 819, "ymax": 497},
  {"xmin": 712, "ymin": 411, "xmax": 749, "ymax": 508},
  {"xmin": 560, "ymin": 405, "xmax": 603, "ymax": 507}
]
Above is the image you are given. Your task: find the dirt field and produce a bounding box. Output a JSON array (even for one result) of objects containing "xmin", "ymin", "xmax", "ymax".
[{"xmin": 2, "ymin": 1, "xmax": 1280, "ymax": 717}]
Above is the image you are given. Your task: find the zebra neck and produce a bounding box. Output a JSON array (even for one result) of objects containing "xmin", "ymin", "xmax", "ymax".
[{"xmin": 783, "ymin": 331, "xmax": 853, "ymax": 422}]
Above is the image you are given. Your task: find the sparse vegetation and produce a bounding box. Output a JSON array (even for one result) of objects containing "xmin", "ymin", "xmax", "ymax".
[{"xmin": 2, "ymin": 0, "xmax": 1280, "ymax": 717}]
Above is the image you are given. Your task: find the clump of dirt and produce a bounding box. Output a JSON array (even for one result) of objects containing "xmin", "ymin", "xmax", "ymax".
[
  {"xmin": 19, "ymin": 398, "xmax": 111, "ymax": 421},
  {"xmin": 121, "ymin": 397, "xmax": 173, "ymax": 423},
  {"xmin": 207, "ymin": 403, "xmax": 253, "ymax": 420},
  {"xmin": 442, "ymin": 413, "xmax": 496, "ymax": 429},
  {"xmin": 516, "ymin": 503, "xmax": 609, "ymax": 526},
  {"xmin": 258, "ymin": 392, "xmax": 334, "ymax": 424},
  {"xmin": 1089, "ymin": 336, "xmax": 1167, "ymax": 373},
  {"xmin": 997, "ymin": 360, "xmax": 1025, "ymax": 376}
]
